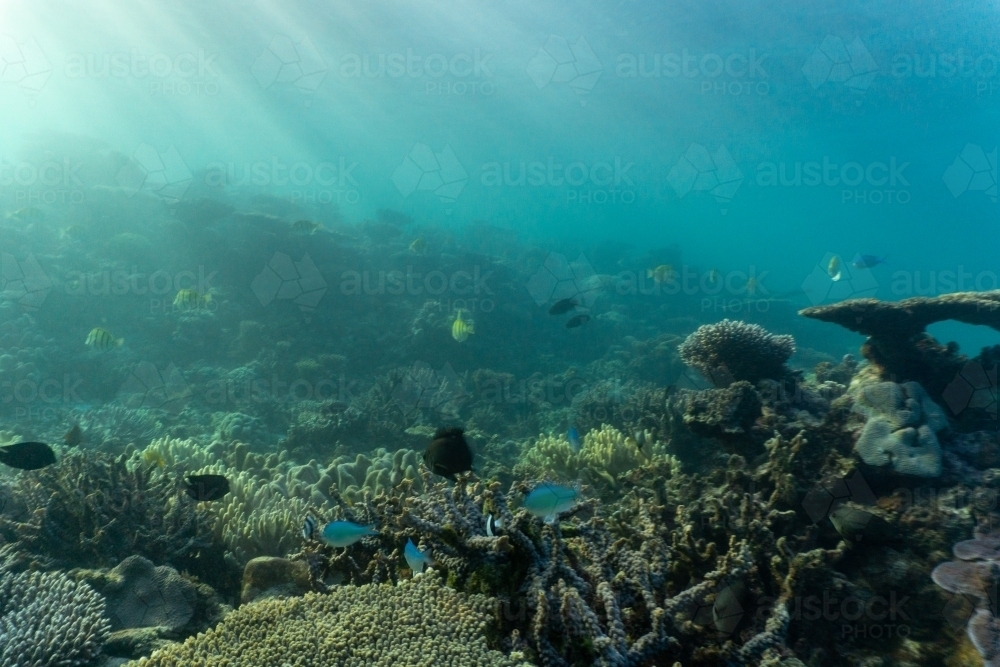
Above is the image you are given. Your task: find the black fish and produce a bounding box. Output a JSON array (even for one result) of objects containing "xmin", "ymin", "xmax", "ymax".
[
  {"xmin": 565, "ymin": 314, "xmax": 590, "ymax": 328},
  {"xmin": 0, "ymin": 441, "xmax": 56, "ymax": 470},
  {"xmin": 184, "ymin": 474, "xmax": 230, "ymax": 501},
  {"xmin": 423, "ymin": 427, "xmax": 474, "ymax": 480},
  {"xmin": 548, "ymin": 297, "xmax": 578, "ymax": 315}
]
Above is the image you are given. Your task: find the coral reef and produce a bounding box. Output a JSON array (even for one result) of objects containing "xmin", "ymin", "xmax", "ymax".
[
  {"xmin": 515, "ymin": 424, "xmax": 653, "ymax": 489},
  {"xmin": 0, "ymin": 450, "xmax": 214, "ymax": 573},
  {"xmin": 678, "ymin": 319, "xmax": 796, "ymax": 386},
  {"xmin": 126, "ymin": 571, "xmax": 528, "ymax": 667},
  {"xmin": 240, "ymin": 556, "xmax": 312, "ymax": 604},
  {"xmin": 932, "ymin": 537, "xmax": 1000, "ymax": 667},
  {"xmin": 102, "ymin": 556, "xmax": 197, "ymax": 632},
  {"xmin": 0, "ymin": 568, "xmax": 110, "ymax": 667},
  {"xmin": 852, "ymin": 381, "xmax": 948, "ymax": 477},
  {"xmin": 800, "ymin": 291, "xmax": 1000, "ymax": 400}
]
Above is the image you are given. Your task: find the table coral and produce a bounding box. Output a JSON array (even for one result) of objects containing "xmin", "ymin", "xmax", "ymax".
[{"xmin": 800, "ymin": 290, "xmax": 1000, "ymax": 399}]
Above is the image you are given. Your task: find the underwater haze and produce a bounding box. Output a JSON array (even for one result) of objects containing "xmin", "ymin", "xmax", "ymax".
[{"xmin": 0, "ymin": 1, "xmax": 998, "ymax": 666}]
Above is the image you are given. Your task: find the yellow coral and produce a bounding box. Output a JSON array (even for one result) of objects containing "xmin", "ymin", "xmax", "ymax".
[
  {"xmin": 517, "ymin": 424, "xmax": 656, "ymax": 487},
  {"xmin": 127, "ymin": 571, "xmax": 531, "ymax": 667}
]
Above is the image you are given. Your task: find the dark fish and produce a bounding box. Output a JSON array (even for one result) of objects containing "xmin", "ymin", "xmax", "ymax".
[
  {"xmin": 852, "ymin": 254, "xmax": 887, "ymax": 269},
  {"xmin": 0, "ymin": 441, "xmax": 56, "ymax": 470},
  {"xmin": 184, "ymin": 474, "xmax": 230, "ymax": 501},
  {"xmin": 548, "ymin": 297, "xmax": 578, "ymax": 315},
  {"xmin": 63, "ymin": 424, "xmax": 83, "ymax": 448},
  {"xmin": 565, "ymin": 314, "xmax": 590, "ymax": 328},
  {"xmin": 423, "ymin": 427, "xmax": 474, "ymax": 480}
]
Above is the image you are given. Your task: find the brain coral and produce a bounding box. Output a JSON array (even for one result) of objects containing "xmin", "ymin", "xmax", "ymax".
[
  {"xmin": 0, "ymin": 568, "xmax": 110, "ymax": 667},
  {"xmin": 678, "ymin": 319, "xmax": 795, "ymax": 385},
  {"xmin": 128, "ymin": 570, "xmax": 530, "ymax": 667}
]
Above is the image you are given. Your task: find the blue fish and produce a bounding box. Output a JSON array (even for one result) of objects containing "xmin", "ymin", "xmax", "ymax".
[
  {"xmin": 314, "ymin": 520, "xmax": 378, "ymax": 547},
  {"xmin": 852, "ymin": 254, "xmax": 887, "ymax": 269},
  {"xmin": 524, "ymin": 482, "xmax": 580, "ymax": 524},
  {"xmin": 567, "ymin": 427, "xmax": 582, "ymax": 453},
  {"xmin": 404, "ymin": 538, "xmax": 434, "ymax": 574}
]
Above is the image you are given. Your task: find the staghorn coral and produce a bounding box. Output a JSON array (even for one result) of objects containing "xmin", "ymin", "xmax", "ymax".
[
  {"xmin": 0, "ymin": 450, "xmax": 213, "ymax": 572},
  {"xmin": 126, "ymin": 570, "xmax": 528, "ymax": 667},
  {"xmin": 678, "ymin": 319, "xmax": 796, "ymax": 386},
  {"xmin": 134, "ymin": 439, "xmax": 427, "ymax": 568},
  {"xmin": 0, "ymin": 568, "xmax": 110, "ymax": 667}
]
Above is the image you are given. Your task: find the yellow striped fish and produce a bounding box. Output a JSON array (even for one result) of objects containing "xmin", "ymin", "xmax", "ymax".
[
  {"xmin": 173, "ymin": 289, "xmax": 212, "ymax": 309},
  {"xmin": 451, "ymin": 310, "xmax": 474, "ymax": 342},
  {"xmin": 86, "ymin": 327, "xmax": 123, "ymax": 351}
]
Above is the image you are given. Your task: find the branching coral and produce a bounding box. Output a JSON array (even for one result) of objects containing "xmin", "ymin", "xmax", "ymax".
[
  {"xmin": 0, "ymin": 568, "xmax": 110, "ymax": 667},
  {"xmin": 0, "ymin": 450, "xmax": 212, "ymax": 572},
  {"xmin": 515, "ymin": 425, "xmax": 651, "ymax": 489},
  {"xmin": 678, "ymin": 319, "xmax": 796, "ymax": 386},
  {"xmin": 126, "ymin": 570, "xmax": 529, "ymax": 667}
]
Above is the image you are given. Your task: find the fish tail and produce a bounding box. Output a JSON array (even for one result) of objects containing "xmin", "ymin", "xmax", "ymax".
[
  {"xmin": 467, "ymin": 323, "xmax": 475, "ymax": 334},
  {"xmin": 646, "ymin": 269, "xmax": 654, "ymax": 278},
  {"xmin": 115, "ymin": 338, "xmax": 124, "ymax": 348}
]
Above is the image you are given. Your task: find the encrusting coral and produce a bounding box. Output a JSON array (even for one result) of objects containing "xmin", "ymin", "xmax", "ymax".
[
  {"xmin": 678, "ymin": 319, "xmax": 796, "ymax": 386},
  {"xmin": 851, "ymin": 380, "xmax": 948, "ymax": 477},
  {"xmin": 126, "ymin": 570, "xmax": 530, "ymax": 667},
  {"xmin": 0, "ymin": 568, "xmax": 111, "ymax": 667}
]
